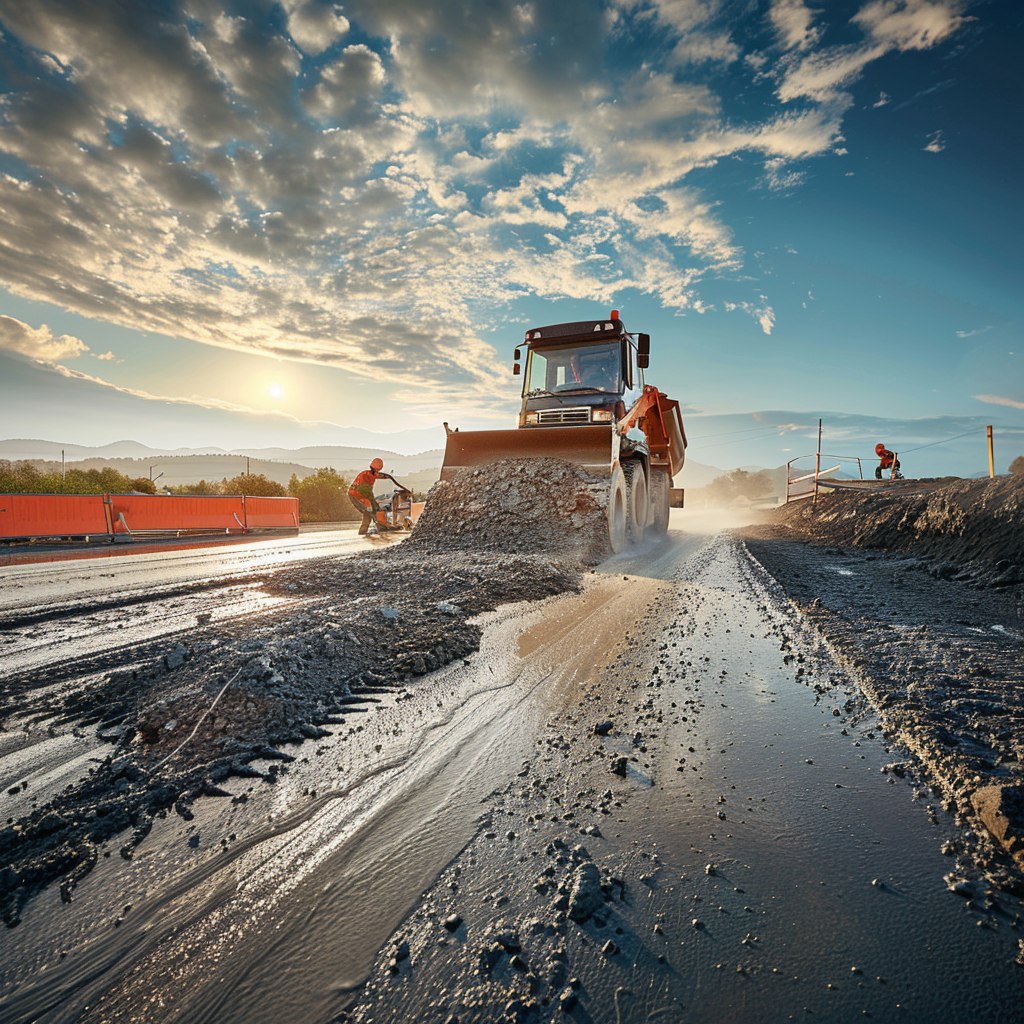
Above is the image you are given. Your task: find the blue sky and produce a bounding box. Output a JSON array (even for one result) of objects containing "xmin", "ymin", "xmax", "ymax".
[{"xmin": 0, "ymin": 0, "xmax": 1020, "ymax": 474}]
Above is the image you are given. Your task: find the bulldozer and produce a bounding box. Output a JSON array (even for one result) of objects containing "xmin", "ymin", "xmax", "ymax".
[{"xmin": 440, "ymin": 310, "xmax": 686, "ymax": 552}]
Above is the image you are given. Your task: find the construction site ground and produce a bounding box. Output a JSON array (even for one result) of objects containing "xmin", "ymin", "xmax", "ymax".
[{"xmin": 1, "ymin": 469, "xmax": 1023, "ymax": 1024}]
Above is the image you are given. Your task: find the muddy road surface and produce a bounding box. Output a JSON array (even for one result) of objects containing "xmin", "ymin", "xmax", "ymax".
[{"xmin": 2, "ymin": 514, "xmax": 1023, "ymax": 1023}]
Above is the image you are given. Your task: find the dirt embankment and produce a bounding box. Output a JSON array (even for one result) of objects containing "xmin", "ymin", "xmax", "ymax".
[
  {"xmin": 769, "ymin": 475, "xmax": 1023, "ymax": 588},
  {"xmin": 0, "ymin": 460, "xmax": 610, "ymax": 927},
  {"xmin": 743, "ymin": 475, "xmax": 1024, "ymax": 885}
]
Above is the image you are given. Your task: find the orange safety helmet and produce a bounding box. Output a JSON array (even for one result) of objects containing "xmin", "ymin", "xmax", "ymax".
[
  {"xmin": 370, "ymin": 457, "xmax": 384, "ymax": 471},
  {"xmin": 874, "ymin": 443, "xmax": 886, "ymax": 454}
]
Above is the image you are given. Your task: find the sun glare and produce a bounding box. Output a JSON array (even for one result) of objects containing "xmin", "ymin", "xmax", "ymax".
[{"xmin": 268, "ymin": 382, "xmax": 283, "ymax": 400}]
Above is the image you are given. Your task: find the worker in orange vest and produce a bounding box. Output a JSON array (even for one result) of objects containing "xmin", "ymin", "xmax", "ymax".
[
  {"xmin": 348, "ymin": 458, "xmax": 401, "ymax": 534},
  {"xmin": 874, "ymin": 443, "xmax": 902, "ymax": 480}
]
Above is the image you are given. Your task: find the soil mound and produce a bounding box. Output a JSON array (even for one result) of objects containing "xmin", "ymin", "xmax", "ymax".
[
  {"xmin": 760, "ymin": 475, "xmax": 1023, "ymax": 587},
  {"xmin": 408, "ymin": 458, "xmax": 609, "ymax": 562}
]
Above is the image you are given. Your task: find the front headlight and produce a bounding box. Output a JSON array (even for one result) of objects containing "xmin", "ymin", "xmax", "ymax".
[
  {"xmin": 524, "ymin": 412, "xmax": 539, "ymax": 425},
  {"xmin": 591, "ymin": 409, "xmax": 613, "ymax": 422}
]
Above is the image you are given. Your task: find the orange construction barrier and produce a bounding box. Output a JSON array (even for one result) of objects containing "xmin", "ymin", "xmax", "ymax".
[
  {"xmin": 243, "ymin": 496, "xmax": 299, "ymax": 529},
  {"xmin": 109, "ymin": 494, "xmax": 246, "ymax": 535},
  {"xmin": 0, "ymin": 493, "xmax": 110, "ymax": 540}
]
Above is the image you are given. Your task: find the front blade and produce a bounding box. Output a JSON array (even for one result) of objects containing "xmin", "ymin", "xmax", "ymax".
[{"xmin": 440, "ymin": 426, "xmax": 615, "ymax": 482}]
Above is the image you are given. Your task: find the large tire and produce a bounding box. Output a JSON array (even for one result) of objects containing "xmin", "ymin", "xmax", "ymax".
[
  {"xmin": 607, "ymin": 464, "xmax": 627, "ymax": 553},
  {"xmin": 623, "ymin": 461, "xmax": 647, "ymax": 544},
  {"xmin": 649, "ymin": 467, "xmax": 671, "ymax": 534}
]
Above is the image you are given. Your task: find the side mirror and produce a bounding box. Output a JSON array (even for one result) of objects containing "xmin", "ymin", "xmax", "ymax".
[
  {"xmin": 637, "ymin": 333, "xmax": 650, "ymax": 369},
  {"xmin": 512, "ymin": 345, "xmax": 522, "ymax": 375}
]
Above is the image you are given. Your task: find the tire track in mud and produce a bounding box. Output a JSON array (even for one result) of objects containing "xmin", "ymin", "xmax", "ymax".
[
  {"xmin": 0, "ymin": 573, "xmax": 277, "ymax": 632},
  {"xmin": 1, "ymin": 585, "xmax": 298, "ymax": 698}
]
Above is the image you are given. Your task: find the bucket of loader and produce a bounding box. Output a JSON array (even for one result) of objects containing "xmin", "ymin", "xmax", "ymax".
[{"xmin": 440, "ymin": 425, "xmax": 616, "ymax": 482}]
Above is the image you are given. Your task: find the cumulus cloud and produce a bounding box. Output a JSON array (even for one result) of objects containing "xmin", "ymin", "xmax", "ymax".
[
  {"xmin": 302, "ymin": 45, "xmax": 387, "ymax": 124},
  {"xmin": 0, "ymin": 314, "xmax": 90, "ymax": 363},
  {"xmin": 283, "ymin": 0, "xmax": 350, "ymax": 54},
  {"xmin": 770, "ymin": 0, "xmax": 821, "ymax": 51}
]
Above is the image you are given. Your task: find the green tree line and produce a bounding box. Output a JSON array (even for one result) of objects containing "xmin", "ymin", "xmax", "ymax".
[{"xmin": 0, "ymin": 462, "xmax": 362, "ymax": 523}]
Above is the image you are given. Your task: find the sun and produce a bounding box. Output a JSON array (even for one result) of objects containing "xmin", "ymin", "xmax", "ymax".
[{"xmin": 268, "ymin": 382, "xmax": 283, "ymax": 400}]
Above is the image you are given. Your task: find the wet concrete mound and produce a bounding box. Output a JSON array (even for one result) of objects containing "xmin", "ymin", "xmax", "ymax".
[{"xmin": 408, "ymin": 458, "xmax": 610, "ymax": 562}]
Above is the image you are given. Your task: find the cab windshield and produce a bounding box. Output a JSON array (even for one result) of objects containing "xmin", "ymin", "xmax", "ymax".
[{"xmin": 523, "ymin": 341, "xmax": 622, "ymax": 397}]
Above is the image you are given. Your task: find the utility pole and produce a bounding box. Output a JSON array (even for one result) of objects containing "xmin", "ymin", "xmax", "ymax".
[
  {"xmin": 246, "ymin": 456, "xmax": 250, "ymax": 476},
  {"xmin": 987, "ymin": 425, "xmax": 994, "ymax": 479},
  {"xmin": 812, "ymin": 418, "xmax": 822, "ymax": 506},
  {"xmin": 61, "ymin": 449, "xmax": 65, "ymax": 482}
]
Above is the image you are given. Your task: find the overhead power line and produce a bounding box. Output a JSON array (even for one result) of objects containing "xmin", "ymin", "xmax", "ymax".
[{"xmin": 897, "ymin": 429, "xmax": 980, "ymax": 454}]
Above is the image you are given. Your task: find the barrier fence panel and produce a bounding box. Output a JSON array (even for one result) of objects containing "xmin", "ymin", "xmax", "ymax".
[
  {"xmin": 3, "ymin": 493, "xmax": 305, "ymax": 541},
  {"xmin": 0, "ymin": 493, "xmax": 110, "ymax": 540},
  {"xmin": 109, "ymin": 494, "xmax": 247, "ymax": 534},
  {"xmin": 243, "ymin": 496, "xmax": 299, "ymax": 529}
]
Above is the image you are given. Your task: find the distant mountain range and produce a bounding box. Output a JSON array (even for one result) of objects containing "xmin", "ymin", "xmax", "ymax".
[
  {"xmin": 1, "ymin": 437, "xmax": 736, "ymax": 493},
  {"xmin": 0, "ymin": 438, "xmax": 446, "ymax": 492}
]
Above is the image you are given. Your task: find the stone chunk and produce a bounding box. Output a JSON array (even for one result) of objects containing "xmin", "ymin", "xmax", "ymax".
[
  {"xmin": 567, "ymin": 862, "xmax": 603, "ymax": 922},
  {"xmin": 971, "ymin": 784, "xmax": 1024, "ymax": 869}
]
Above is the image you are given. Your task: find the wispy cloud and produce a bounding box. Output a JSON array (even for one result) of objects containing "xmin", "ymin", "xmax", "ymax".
[
  {"xmin": 725, "ymin": 299, "xmax": 776, "ymax": 335},
  {"xmin": 770, "ymin": 0, "xmax": 821, "ymax": 52},
  {"xmin": 974, "ymin": 394, "xmax": 1024, "ymax": 411},
  {"xmin": 777, "ymin": 1, "xmax": 967, "ymax": 103},
  {"xmin": 924, "ymin": 129, "xmax": 946, "ymax": 153},
  {"xmin": 956, "ymin": 325, "xmax": 992, "ymax": 339}
]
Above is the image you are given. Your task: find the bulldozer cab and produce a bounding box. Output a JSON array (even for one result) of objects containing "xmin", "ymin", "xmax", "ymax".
[{"xmin": 515, "ymin": 316, "xmax": 644, "ymax": 430}]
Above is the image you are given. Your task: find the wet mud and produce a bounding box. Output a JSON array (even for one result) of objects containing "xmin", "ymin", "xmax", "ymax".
[
  {"xmin": 743, "ymin": 475, "xmax": 1024, "ymax": 881},
  {"xmin": 1, "ymin": 461, "xmax": 608, "ymax": 928},
  {"xmin": 3, "ymin": 471, "xmax": 1024, "ymax": 1023},
  {"xmin": 342, "ymin": 536, "xmax": 1024, "ymax": 1023}
]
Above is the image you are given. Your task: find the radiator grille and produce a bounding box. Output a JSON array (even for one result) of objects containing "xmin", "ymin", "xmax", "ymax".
[{"xmin": 537, "ymin": 407, "xmax": 591, "ymax": 425}]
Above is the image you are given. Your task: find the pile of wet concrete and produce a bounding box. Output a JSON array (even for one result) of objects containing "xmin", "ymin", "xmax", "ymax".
[
  {"xmin": 408, "ymin": 458, "xmax": 610, "ymax": 562},
  {"xmin": 1, "ymin": 460, "xmax": 609, "ymax": 926}
]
